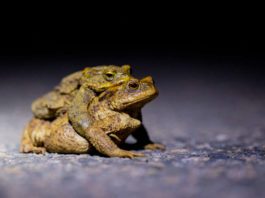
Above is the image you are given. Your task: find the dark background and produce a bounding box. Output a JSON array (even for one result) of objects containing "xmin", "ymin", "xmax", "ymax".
[{"xmin": 1, "ymin": 6, "xmax": 265, "ymax": 144}]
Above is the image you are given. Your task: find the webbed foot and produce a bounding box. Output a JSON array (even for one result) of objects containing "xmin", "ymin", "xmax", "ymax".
[
  {"xmin": 111, "ymin": 149, "xmax": 145, "ymax": 158},
  {"xmin": 144, "ymin": 143, "xmax": 165, "ymax": 151},
  {"xmin": 20, "ymin": 145, "xmax": 46, "ymax": 154}
]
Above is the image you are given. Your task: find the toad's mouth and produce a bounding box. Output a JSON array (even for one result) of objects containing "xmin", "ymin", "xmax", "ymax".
[{"xmin": 121, "ymin": 92, "xmax": 158, "ymax": 109}]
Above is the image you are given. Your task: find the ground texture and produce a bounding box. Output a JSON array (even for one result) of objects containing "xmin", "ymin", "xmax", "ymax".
[{"xmin": 1, "ymin": 138, "xmax": 265, "ymax": 198}]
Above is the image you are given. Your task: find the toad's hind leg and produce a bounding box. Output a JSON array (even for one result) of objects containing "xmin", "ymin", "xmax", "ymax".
[
  {"xmin": 44, "ymin": 121, "xmax": 91, "ymax": 154},
  {"xmin": 20, "ymin": 119, "xmax": 48, "ymax": 154}
]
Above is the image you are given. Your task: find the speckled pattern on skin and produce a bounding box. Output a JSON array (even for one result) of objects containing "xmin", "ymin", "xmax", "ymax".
[
  {"xmin": 20, "ymin": 75, "xmax": 164, "ymax": 158},
  {"xmin": 31, "ymin": 65, "xmax": 131, "ymax": 120}
]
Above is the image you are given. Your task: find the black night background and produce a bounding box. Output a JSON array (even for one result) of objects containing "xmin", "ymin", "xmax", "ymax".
[{"xmin": 0, "ymin": 6, "xmax": 265, "ymax": 198}]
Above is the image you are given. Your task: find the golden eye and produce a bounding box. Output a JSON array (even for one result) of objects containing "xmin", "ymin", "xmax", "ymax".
[
  {"xmin": 104, "ymin": 72, "xmax": 115, "ymax": 81},
  {"xmin": 128, "ymin": 81, "xmax": 139, "ymax": 90}
]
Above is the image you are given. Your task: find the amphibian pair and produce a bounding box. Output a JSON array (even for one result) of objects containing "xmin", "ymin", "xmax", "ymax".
[{"xmin": 20, "ymin": 65, "xmax": 164, "ymax": 158}]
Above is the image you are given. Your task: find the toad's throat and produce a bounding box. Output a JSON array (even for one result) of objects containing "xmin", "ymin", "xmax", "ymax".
[{"xmin": 115, "ymin": 94, "xmax": 157, "ymax": 110}]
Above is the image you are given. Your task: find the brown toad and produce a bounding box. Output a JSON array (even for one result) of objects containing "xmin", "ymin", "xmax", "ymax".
[
  {"xmin": 32, "ymin": 65, "xmax": 132, "ymax": 143},
  {"xmin": 20, "ymin": 76, "xmax": 164, "ymax": 158},
  {"xmin": 31, "ymin": 65, "xmax": 131, "ymax": 120}
]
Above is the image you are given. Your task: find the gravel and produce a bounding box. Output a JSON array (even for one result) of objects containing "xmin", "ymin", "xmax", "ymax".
[{"xmin": 0, "ymin": 138, "xmax": 265, "ymax": 198}]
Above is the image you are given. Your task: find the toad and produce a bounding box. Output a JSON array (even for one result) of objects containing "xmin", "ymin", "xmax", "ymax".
[
  {"xmin": 32, "ymin": 65, "xmax": 132, "ymax": 143},
  {"xmin": 20, "ymin": 76, "xmax": 165, "ymax": 158},
  {"xmin": 31, "ymin": 65, "xmax": 131, "ymax": 120}
]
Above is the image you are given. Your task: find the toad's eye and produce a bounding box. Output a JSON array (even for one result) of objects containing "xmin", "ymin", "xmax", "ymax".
[
  {"xmin": 128, "ymin": 81, "xmax": 139, "ymax": 90},
  {"xmin": 104, "ymin": 72, "xmax": 115, "ymax": 81}
]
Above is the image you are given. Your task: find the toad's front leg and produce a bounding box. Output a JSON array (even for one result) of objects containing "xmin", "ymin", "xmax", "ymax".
[
  {"xmin": 130, "ymin": 111, "xmax": 165, "ymax": 151},
  {"xmin": 68, "ymin": 84, "xmax": 96, "ymax": 136},
  {"xmin": 84, "ymin": 115, "xmax": 144, "ymax": 158},
  {"xmin": 85, "ymin": 126, "xmax": 144, "ymax": 158},
  {"xmin": 132, "ymin": 125, "xmax": 165, "ymax": 151}
]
